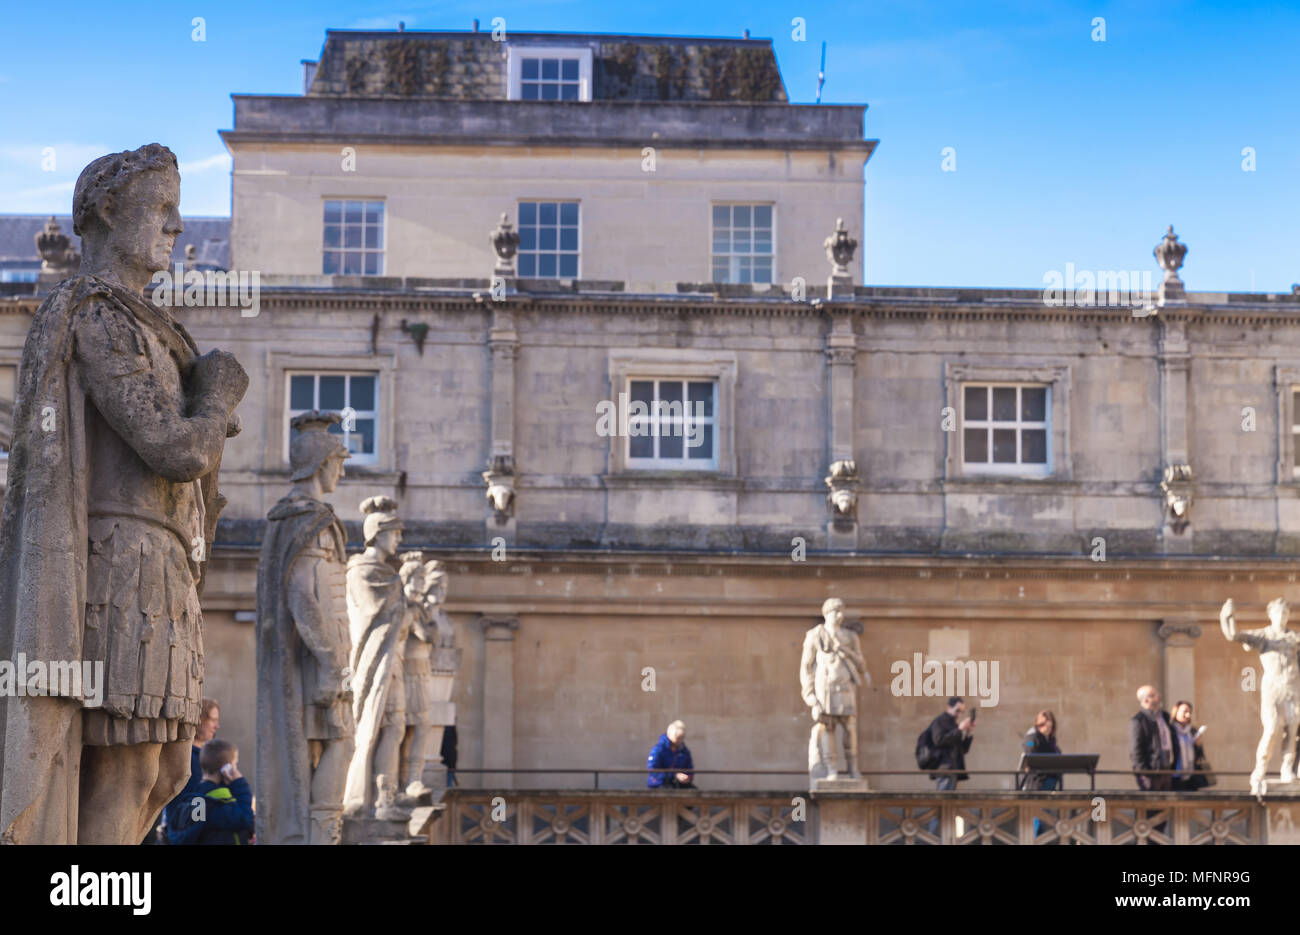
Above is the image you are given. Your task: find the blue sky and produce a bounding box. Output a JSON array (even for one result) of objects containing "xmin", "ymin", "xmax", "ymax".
[{"xmin": 0, "ymin": 0, "xmax": 1296, "ymax": 290}]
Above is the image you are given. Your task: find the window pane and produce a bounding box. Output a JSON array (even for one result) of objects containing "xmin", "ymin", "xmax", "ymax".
[
  {"xmin": 688, "ymin": 381, "xmax": 714, "ymax": 418},
  {"xmin": 993, "ymin": 387, "xmax": 1017, "ymax": 421},
  {"xmin": 518, "ymin": 254, "xmax": 536, "ymax": 276},
  {"xmin": 753, "ymin": 259, "xmax": 772, "ymax": 283},
  {"xmin": 560, "ymin": 202, "xmax": 578, "ymax": 225},
  {"xmin": 319, "ymin": 375, "xmax": 346, "ymax": 410},
  {"xmin": 754, "ymin": 205, "xmax": 772, "ymax": 227},
  {"xmin": 630, "ymin": 380, "xmax": 654, "ymax": 405},
  {"xmin": 290, "ymin": 375, "xmax": 315, "ymax": 410},
  {"xmin": 539, "ymin": 227, "xmax": 557, "ymax": 250},
  {"xmin": 365, "ymin": 202, "xmax": 383, "ymax": 223},
  {"xmin": 363, "ymin": 253, "xmax": 379, "ymax": 276},
  {"xmin": 992, "ymin": 428, "xmax": 1017, "ymax": 463},
  {"xmin": 753, "ymin": 230, "xmax": 772, "ymax": 253},
  {"xmin": 712, "ymin": 205, "xmax": 729, "ymax": 227},
  {"xmin": 519, "ymin": 227, "xmax": 536, "ymax": 250},
  {"xmin": 560, "ymin": 83, "xmax": 577, "ymax": 101},
  {"xmin": 559, "ymin": 254, "xmax": 578, "ymax": 278},
  {"xmin": 733, "ymin": 205, "xmax": 751, "ymax": 227},
  {"xmin": 522, "ymin": 83, "xmax": 539, "ymax": 100},
  {"xmin": 688, "ymin": 424, "xmax": 713, "ymax": 459},
  {"xmin": 964, "ymin": 386, "xmax": 987, "ymax": 421},
  {"xmin": 345, "ymin": 201, "xmax": 363, "ymax": 223},
  {"xmin": 324, "ymin": 225, "xmax": 341, "ymax": 247},
  {"xmin": 732, "ymin": 229, "xmax": 751, "ymax": 251},
  {"xmin": 629, "ymin": 434, "xmax": 653, "ymax": 458},
  {"xmin": 522, "ymin": 58, "xmax": 539, "ymax": 79},
  {"xmin": 1294, "ymin": 391, "xmax": 1300, "ymax": 428},
  {"xmin": 1022, "ymin": 429, "xmax": 1047, "ymax": 463},
  {"xmin": 344, "ymin": 226, "xmax": 362, "ymax": 248},
  {"xmin": 561, "ymin": 59, "xmax": 579, "ymax": 80},
  {"xmin": 659, "ymin": 432, "xmax": 683, "ymax": 459},
  {"xmin": 350, "ymin": 375, "xmax": 376, "ymax": 410},
  {"xmin": 712, "ymin": 259, "xmax": 728, "ymax": 282},
  {"xmin": 560, "ymin": 227, "xmax": 578, "ymax": 251},
  {"xmin": 538, "ymin": 254, "xmax": 556, "ymax": 277},
  {"xmin": 712, "ymin": 231, "xmax": 730, "ymax": 253},
  {"xmin": 1022, "ymin": 387, "xmax": 1047, "ymax": 422},
  {"xmin": 659, "ymin": 381, "xmax": 683, "ymax": 406},
  {"xmin": 364, "ymin": 226, "xmax": 380, "ymax": 249},
  {"xmin": 541, "ymin": 83, "xmax": 558, "ymax": 101},
  {"xmin": 353, "ymin": 418, "xmax": 375, "ymax": 454},
  {"xmin": 342, "ymin": 253, "xmax": 362, "ymax": 275},
  {"xmin": 541, "ymin": 58, "xmax": 558, "ymax": 80},
  {"xmin": 519, "ymin": 202, "xmax": 537, "ymax": 225},
  {"xmin": 324, "ymin": 201, "xmax": 341, "ymax": 223},
  {"xmin": 539, "ymin": 203, "xmax": 557, "ymax": 225},
  {"xmin": 322, "ymin": 252, "xmax": 339, "ymax": 275},
  {"xmin": 964, "ymin": 428, "xmax": 987, "ymax": 463}
]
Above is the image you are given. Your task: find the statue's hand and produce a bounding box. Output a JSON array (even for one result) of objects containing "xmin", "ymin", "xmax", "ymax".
[
  {"xmin": 1220, "ymin": 599, "xmax": 1236, "ymax": 640},
  {"xmin": 811, "ymin": 704, "xmax": 823, "ymax": 723},
  {"xmin": 190, "ymin": 349, "xmax": 249, "ymax": 411}
]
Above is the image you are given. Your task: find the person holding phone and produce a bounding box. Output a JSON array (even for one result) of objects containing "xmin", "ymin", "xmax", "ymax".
[
  {"xmin": 1170, "ymin": 701, "xmax": 1214, "ymax": 791},
  {"xmin": 167, "ymin": 738, "xmax": 256, "ymax": 845}
]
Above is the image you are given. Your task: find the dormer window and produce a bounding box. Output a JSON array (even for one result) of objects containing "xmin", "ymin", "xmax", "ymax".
[{"xmin": 507, "ymin": 46, "xmax": 593, "ymax": 101}]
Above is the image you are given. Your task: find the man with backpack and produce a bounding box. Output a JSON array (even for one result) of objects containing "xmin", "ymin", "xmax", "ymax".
[{"xmin": 918, "ymin": 697, "xmax": 975, "ymax": 791}]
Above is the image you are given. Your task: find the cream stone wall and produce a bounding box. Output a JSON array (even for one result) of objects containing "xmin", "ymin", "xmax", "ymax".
[{"xmin": 227, "ymin": 143, "xmax": 866, "ymax": 290}]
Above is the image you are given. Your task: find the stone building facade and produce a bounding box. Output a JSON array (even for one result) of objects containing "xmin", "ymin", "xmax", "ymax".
[{"xmin": 1, "ymin": 28, "xmax": 1296, "ymax": 793}]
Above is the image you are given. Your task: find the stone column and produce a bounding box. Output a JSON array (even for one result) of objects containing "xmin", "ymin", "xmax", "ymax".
[
  {"xmin": 480, "ymin": 616, "xmax": 519, "ymax": 789},
  {"xmin": 1157, "ymin": 620, "xmax": 1201, "ymax": 708},
  {"xmin": 487, "ymin": 307, "xmax": 518, "ymax": 544},
  {"xmin": 825, "ymin": 309, "xmax": 858, "ymax": 549},
  {"xmin": 1157, "ymin": 316, "xmax": 1193, "ymax": 554}
]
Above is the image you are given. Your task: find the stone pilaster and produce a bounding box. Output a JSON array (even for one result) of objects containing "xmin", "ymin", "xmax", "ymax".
[
  {"xmin": 825, "ymin": 310, "xmax": 858, "ymax": 549},
  {"xmin": 480, "ymin": 616, "xmax": 519, "ymax": 789},
  {"xmin": 487, "ymin": 308, "xmax": 518, "ymax": 544},
  {"xmin": 1157, "ymin": 315, "xmax": 1192, "ymax": 553},
  {"xmin": 1157, "ymin": 619, "xmax": 1201, "ymax": 709}
]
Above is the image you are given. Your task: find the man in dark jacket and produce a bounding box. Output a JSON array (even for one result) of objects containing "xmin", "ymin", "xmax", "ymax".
[
  {"xmin": 646, "ymin": 720, "xmax": 695, "ymax": 789},
  {"xmin": 1129, "ymin": 685, "xmax": 1174, "ymax": 791},
  {"xmin": 168, "ymin": 738, "xmax": 255, "ymax": 845},
  {"xmin": 928, "ymin": 697, "xmax": 975, "ymax": 791}
]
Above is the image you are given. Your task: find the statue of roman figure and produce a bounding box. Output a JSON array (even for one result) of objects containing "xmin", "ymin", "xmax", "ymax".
[
  {"xmin": 256, "ymin": 411, "xmax": 356, "ymax": 844},
  {"xmin": 0, "ymin": 145, "xmax": 248, "ymax": 844},
  {"xmin": 396, "ymin": 555, "xmax": 452, "ymax": 798},
  {"xmin": 1221, "ymin": 597, "xmax": 1300, "ymax": 795},
  {"xmin": 800, "ymin": 597, "xmax": 866, "ymax": 782},
  {"xmin": 343, "ymin": 496, "xmax": 409, "ymax": 817}
]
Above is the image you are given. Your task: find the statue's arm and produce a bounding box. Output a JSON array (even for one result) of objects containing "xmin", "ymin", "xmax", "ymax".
[
  {"xmin": 1234, "ymin": 628, "xmax": 1271, "ymax": 652},
  {"xmin": 799, "ymin": 635, "xmax": 818, "ymax": 707},
  {"xmin": 73, "ymin": 300, "xmax": 244, "ymax": 482},
  {"xmin": 287, "ymin": 555, "xmax": 348, "ymax": 702}
]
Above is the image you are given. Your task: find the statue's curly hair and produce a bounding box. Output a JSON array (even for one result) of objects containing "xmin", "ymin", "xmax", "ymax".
[{"xmin": 72, "ymin": 143, "xmax": 178, "ymax": 237}]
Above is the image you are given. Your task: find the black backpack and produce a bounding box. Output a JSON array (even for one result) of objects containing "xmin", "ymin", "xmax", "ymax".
[{"xmin": 915, "ymin": 724, "xmax": 941, "ymax": 771}]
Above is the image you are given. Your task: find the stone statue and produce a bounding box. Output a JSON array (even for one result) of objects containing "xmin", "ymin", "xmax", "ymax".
[
  {"xmin": 343, "ymin": 496, "xmax": 409, "ymax": 817},
  {"xmin": 0, "ymin": 144, "xmax": 248, "ymax": 844},
  {"xmin": 256, "ymin": 411, "xmax": 355, "ymax": 844},
  {"xmin": 396, "ymin": 553, "xmax": 452, "ymax": 798},
  {"xmin": 1221, "ymin": 597, "xmax": 1300, "ymax": 795},
  {"xmin": 800, "ymin": 597, "xmax": 866, "ymax": 783}
]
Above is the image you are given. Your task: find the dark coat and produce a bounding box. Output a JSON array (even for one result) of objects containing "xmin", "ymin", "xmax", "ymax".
[
  {"xmin": 1128, "ymin": 708, "xmax": 1174, "ymax": 790},
  {"xmin": 928, "ymin": 712, "xmax": 973, "ymax": 781},
  {"xmin": 1017, "ymin": 728, "xmax": 1061, "ymax": 790},
  {"xmin": 1173, "ymin": 723, "xmax": 1215, "ymax": 789},
  {"xmin": 646, "ymin": 734, "xmax": 694, "ymax": 788}
]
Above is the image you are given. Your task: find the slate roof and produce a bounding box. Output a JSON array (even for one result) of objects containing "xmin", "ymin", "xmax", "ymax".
[{"xmin": 0, "ymin": 214, "xmax": 230, "ymax": 268}]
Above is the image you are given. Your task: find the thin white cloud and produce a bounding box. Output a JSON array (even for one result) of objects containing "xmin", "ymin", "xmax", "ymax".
[{"xmin": 179, "ymin": 153, "xmax": 232, "ymax": 175}]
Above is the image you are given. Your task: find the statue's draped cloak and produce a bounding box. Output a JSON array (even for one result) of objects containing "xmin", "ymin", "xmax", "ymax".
[
  {"xmin": 343, "ymin": 554, "xmax": 406, "ymax": 811},
  {"xmin": 0, "ymin": 276, "xmax": 207, "ymax": 843},
  {"xmin": 255, "ymin": 497, "xmax": 345, "ymax": 845}
]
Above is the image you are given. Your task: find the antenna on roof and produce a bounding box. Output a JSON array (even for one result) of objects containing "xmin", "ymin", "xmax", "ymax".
[{"xmin": 816, "ymin": 41, "xmax": 826, "ymax": 103}]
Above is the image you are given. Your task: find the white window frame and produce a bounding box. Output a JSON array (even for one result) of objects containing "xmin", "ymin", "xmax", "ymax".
[
  {"xmin": 710, "ymin": 202, "xmax": 776, "ymax": 285},
  {"xmin": 516, "ymin": 200, "xmax": 581, "ymax": 280},
  {"xmin": 959, "ymin": 383, "xmax": 1051, "ymax": 477},
  {"xmin": 322, "ymin": 198, "xmax": 386, "ymax": 277},
  {"xmin": 944, "ymin": 362, "xmax": 1071, "ymax": 481},
  {"xmin": 265, "ymin": 353, "xmax": 396, "ymax": 474},
  {"xmin": 507, "ymin": 45, "xmax": 593, "ymax": 102},
  {"xmin": 607, "ymin": 350, "xmax": 737, "ymax": 475},
  {"xmin": 623, "ymin": 378, "xmax": 719, "ymax": 470},
  {"xmin": 285, "ymin": 371, "xmax": 381, "ymax": 466}
]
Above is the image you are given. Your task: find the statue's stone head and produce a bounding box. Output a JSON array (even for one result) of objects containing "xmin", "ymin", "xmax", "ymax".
[
  {"xmin": 289, "ymin": 410, "xmax": 349, "ymax": 491},
  {"xmin": 361, "ymin": 496, "xmax": 403, "ymax": 556},
  {"xmin": 1269, "ymin": 597, "xmax": 1290, "ymax": 629},
  {"xmin": 73, "ymin": 144, "xmax": 182, "ymax": 277},
  {"xmin": 822, "ymin": 596, "xmax": 844, "ymax": 629}
]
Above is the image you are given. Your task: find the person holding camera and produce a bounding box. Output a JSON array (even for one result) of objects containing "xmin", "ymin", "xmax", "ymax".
[{"xmin": 927, "ymin": 697, "xmax": 975, "ymax": 792}]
